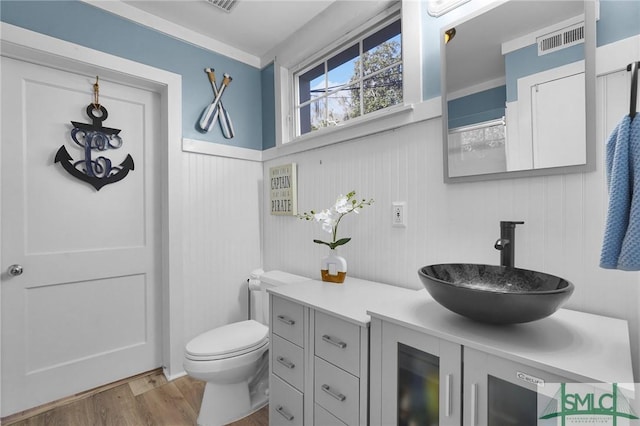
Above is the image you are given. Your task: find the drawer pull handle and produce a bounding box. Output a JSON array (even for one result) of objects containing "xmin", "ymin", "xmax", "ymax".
[
  {"xmin": 276, "ymin": 405, "xmax": 294, "ymax": 421},
  {"xmin": 277, "ymin": 315, "xmax": 295, "ymax": 326},
  {"xmin": 321, "ymin": 384, "xmax": 346, "ymax": 402},
  {"xmin": 276, "ymin": 356, "xmax": 295, "ymax": 369},
  {"xmin": 322, "ymin": 334, "xmax": 347, "ymax": 349}
]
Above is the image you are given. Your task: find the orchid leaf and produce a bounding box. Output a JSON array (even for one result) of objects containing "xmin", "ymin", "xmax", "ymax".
[
  {"xmin": 313, "ymin": 239, "xmax": 332, "ymax": 247},
  {"xmin": 330, "ymin": 238, "xmax": 351, "ymax": 249}
]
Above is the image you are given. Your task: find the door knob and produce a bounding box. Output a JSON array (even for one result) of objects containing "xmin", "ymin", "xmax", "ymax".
[{"xmin": 7, "ymin": 264, "xmax": 23, "ymax": 276}]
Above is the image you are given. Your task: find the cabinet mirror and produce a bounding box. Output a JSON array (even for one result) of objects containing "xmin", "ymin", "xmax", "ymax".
[{"xmin": 441, "ymin": 0, "xmax": 596, "ymax": 182}]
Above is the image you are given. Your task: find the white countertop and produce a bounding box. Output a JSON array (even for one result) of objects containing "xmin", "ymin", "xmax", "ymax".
[
  {"xmin": 268, "ymin": 276, "xmax": 634, "ymax": 385},
  {"xmin": 367, "ymin": 288, "xmax": 635, "ymax": 385},
  {"xmin": 267, "ymin": 276, "xmax": 416, "ymax": 327}
]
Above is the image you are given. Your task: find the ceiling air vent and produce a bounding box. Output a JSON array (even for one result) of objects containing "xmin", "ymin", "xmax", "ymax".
[
  {"xmin": 204, "ymin": 0, "xmax": 237, "ymax": 13},
  {"xmin": 537, "ymin": 22, "xmax": 584, "ymax": 56}
]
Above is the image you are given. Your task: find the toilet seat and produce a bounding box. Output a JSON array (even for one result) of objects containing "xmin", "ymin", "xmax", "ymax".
[{"xmin": 185, "ymin": 320, "xmax": 269, "ymax": 361}]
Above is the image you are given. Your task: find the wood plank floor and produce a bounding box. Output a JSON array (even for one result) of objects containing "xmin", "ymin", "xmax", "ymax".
[{"xmin": 3, "ymin": 370, "xmax": 268, "ymax": 426}]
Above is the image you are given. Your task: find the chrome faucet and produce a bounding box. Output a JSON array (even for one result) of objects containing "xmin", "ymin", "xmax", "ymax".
[{"xmin": 494, "ymin": 221, "xmax": 524, "ymax": 268}]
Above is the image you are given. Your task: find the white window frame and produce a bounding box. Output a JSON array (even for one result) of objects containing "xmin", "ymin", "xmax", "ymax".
[
  {"xmin": 269, "ymin": 1, "xmax": 423, "ymax": 154},
  {"xmin": 292, "ymin": 12, "xmax": 403, "ymax": 138}
]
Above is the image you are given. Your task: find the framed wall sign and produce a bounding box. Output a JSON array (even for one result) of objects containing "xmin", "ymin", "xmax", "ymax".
[{"xmin": 270, "ymin": 163, "xmax": 297, "ymax": 215}]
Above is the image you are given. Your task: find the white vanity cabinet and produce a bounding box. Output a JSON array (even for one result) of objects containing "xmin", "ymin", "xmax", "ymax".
[
  {"xmin": 375, "ymin": 318, "xmax": 463, "ymax": 425},
  {"xmin": 268, "ymin": 277, "xmax": 414, "ymax": 426},
  {"xmin": 270, "ymin": 296, "xmax": 305, "ymax": 425},
  {"xmin": 369, "ymin": 290, "xmax": 636, "ymax": 426}
]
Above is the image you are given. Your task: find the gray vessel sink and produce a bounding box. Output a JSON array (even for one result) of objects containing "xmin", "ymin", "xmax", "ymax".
[{"xmin": 418, "ymin": 263, "xmax": 574, "ymax": 324}]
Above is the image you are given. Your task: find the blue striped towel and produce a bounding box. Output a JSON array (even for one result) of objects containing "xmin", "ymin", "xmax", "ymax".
[{"xmin": 600, "ymin": 113, "xmax": 640, "ymax": 270}]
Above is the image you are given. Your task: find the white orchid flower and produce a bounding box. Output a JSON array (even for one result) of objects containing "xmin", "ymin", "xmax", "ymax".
[
  {"xmin": 321, "ymin": 218, "xmax": 335, "ymax": 234},
  {"xmin": 334, "ymin": 195, "xmax": 350, "ymax": 214},
  {"xmin": 298, "ymin": 191, "xmax": 373, "ymax": 249},
  {"xmin": 314, "ymin": 209, "xmax": 332, "ymax": 222},
  {"xmin": 313, "ymin": 209, "xmax": 335, "ymax": 234}
]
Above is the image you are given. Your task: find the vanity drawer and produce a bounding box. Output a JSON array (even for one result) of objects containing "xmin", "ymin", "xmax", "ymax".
[
  {"xmin": 272, "ymin": 296, "xmax": 304, "ymax": 346},
  {"xmin": 270, "ymin": 374, "xmax": 303, "ymax": 426},
  {"xmin": 314, "ymin": 356, "xmax": 359, "ymax": 426},
  {"xmin": 272, "ymin": 334, "xmax": 304, "ymax": 391},
  {"xmin": 314, "ymin": 311, "xmax": 360, "ymax": 376},
  {"xmin": 315, "ymin": 403, "xmax": 347, "ymax": 426}
]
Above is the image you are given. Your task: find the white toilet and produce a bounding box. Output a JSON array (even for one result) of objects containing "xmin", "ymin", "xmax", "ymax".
[{"xmin": 183, "ymin": 270, "xmax": 311, "ymax": 426}]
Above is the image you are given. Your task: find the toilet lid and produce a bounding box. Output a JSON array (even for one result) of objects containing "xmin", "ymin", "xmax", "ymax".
[{"xmin": 185, "ymin": 320, "xmax": 268, "ymax": 359}]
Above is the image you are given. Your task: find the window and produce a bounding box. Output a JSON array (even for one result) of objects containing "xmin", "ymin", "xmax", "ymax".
[{"xmin": 294, "ymin": 16, "xmax": 402, "ymax": 137}]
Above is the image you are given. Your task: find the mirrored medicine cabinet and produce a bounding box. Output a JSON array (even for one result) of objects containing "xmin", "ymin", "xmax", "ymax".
[{"xmin": 441, "ymin": 0, "xmax": 597, "ymax": 183}]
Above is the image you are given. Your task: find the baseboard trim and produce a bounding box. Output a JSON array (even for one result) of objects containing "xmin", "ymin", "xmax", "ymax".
[{"xmin": 163, "ymin": 368, "xmax": 188, "ymax": 382}]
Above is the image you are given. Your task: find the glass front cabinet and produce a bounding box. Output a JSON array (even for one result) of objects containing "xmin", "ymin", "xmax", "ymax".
[
  {"xmin": 369, "ymin": 306, "xmax": 635, "ymax": 426},
  {"xmin": 462, "ymin": 347, "xmax": 570, "ymax": 426},
  {"xmin": 372, "ymin": 319, "xmax": 462, "ymax": 425}
]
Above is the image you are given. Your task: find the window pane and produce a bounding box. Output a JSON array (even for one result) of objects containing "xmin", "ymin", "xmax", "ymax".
[
  {"xmin": 328, "ymin": 44, "xmax": 359, "ymax": 89},
  {"xmin": 299, "ymin": 103, "xmax": 312, "ymax": 135},
  {"xmin": 363, "ymin": 20, "xmax": 402, "ymax": 77},
  {"xmin": 298, "ymin": 63, "xmax": 325, "ymax": 105},
  {"xmin": 299, "ymin": 98, "xmax": 327, "ymax": 135},
  {"xmin": 363, "ymin": 64, "xmax": 403, "ymax": 114},
  {"xmin": 327, "ymin": 82, "xmax": 360, "ymax": 125},
  {"xmin": 293, "ymin": 13, "xmax": 403, "ymax": 139},
  {"xmin": 299, "ymin": 98, "xmax": 326, "ymax": 134}
]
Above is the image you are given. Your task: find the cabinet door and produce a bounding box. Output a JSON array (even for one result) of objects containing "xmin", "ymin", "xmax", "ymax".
[
  {"xmin": 373, "ymin": 320, "xmax": 462, "ymax": 426},
  {"xmin": 464, "ymin": 347, "xmax": 571, "ymax": 426}
]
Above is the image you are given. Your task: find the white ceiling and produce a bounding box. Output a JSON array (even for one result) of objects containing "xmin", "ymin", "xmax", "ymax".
[{"xmin": 123, "ymin": 0, "xmax": 337, "ymax": 59}]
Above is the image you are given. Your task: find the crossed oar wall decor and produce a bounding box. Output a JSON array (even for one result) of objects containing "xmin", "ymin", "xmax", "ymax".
[{"xmin": 199, "ymin": 68, "xmax": 235, "ymax": 139}]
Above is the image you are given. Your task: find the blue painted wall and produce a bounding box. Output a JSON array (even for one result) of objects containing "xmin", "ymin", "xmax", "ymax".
[
  {"xmin": 261, "ymin": 63, "xmax": 276, "ymax": 150},
  {"xmin": 597, "ymin": 0, "xmax": 640, "ymax": 47},
  {"xmin": 422, "ymin": 0, "xmax": 640, "ymax": 102},
  {"xmin": 0, "ymin": 0, "xmax": 263, "ymax": 151},
  {"xmin": 504, "ymin": 43, "xmax": 583, "ymax": 102},
  {"xmin": 447, "ymin": 38, "xmax": 583, "ymax": 127},
  {"xmin": 3, "ymin": 1, "xmax": 637, "ymax": 151},
  {"xmin": 447, "ymin": 85, "xmax": 506, "ymax": 129}
]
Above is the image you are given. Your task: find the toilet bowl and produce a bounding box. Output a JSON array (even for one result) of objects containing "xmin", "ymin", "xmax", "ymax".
[{"xmin": 183, "ymin": 270, "xmax": 311, "ymax": 426}]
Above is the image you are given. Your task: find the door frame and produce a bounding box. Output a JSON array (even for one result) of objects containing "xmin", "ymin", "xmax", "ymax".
[{"xmin": 0, "ymin": 22, "xmax": 185, "ymax": 405}]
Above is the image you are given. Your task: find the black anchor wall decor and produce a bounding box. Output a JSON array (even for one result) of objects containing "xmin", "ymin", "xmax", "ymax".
[{"xmin": 55, "ymin": 76, "xmax": 134, "ymax": 191}]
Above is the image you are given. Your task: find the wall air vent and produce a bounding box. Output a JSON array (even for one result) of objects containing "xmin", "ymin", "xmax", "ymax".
[
  {"xmin": 537, "ymin": 22, "xmax": 584, "ymax": 55},
  {"xmin": 204, "ymin": 0, "xmax": 237, "ymax": 13}
]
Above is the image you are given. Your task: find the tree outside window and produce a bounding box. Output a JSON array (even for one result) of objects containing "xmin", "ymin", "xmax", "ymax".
[{"xmin": 295, "ymin": 18, "xmax": 402, "ymax": 136}]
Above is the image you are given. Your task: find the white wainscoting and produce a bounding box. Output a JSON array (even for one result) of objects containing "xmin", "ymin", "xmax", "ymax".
[
  {"xmin": 181, "ymin": 151, "xmax": 263, "ymax": 344},
  {"xmin": 262, "ymin": 70, "xmax": 640, "ymax": 380}
]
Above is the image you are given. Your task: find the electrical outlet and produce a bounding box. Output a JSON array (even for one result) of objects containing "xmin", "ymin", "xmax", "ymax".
[{"xmin": 392, "ymin": 202, "xmax": 406, "ymax": 227}]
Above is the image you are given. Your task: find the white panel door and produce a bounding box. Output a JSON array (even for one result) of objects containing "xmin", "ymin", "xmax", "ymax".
[{"xmin": 1, "ymin": 56, "xmax": 161, "ymax": 416}]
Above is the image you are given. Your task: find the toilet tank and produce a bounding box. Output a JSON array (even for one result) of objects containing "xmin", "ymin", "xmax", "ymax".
[{"xmin": 250, "ymin": 270, "xmax": 311, "ymax": 325}]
